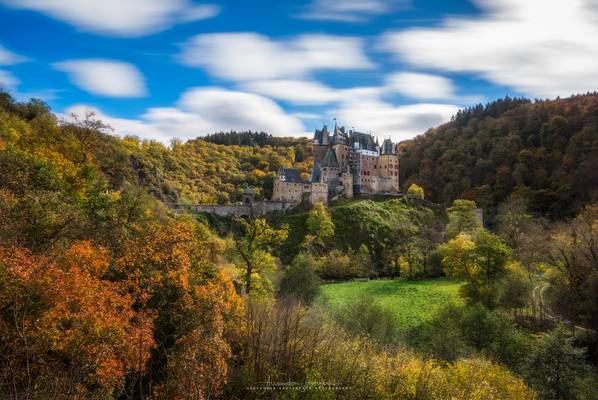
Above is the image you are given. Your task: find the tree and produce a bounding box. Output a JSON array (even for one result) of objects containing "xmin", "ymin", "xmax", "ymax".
[
  {"xmin": 233, "ymin": 218, "xmax": 288, "ymax": 295},
  {"xmin": 277, "ymin": 253, "xmax": 321, "ymax": 305},
  {"xmin": 407, "ymin": 183, "xmax": 425, "ymax": 199},
  {"xmin": 336, "ymin": 295, "xmax": 399, "ymax": 345},
  {"xmin": 0, "ymin": 244, "xmax": 154, "ymax": 399},
  {"xmin": 441, "ymin": 229, "xmax": 512, "ymax": 308},
  {"xmin": 496, "ymin": 193, "xmax": 548, "ymax": 270},
  {"xmin": 544, "ymin": 204, "xmax": 598, "ymax": 331},
  {"xmin": 445, "ymin": 199, "xmax": 482, "ymax": 239},
  {"xmin": 303, "ymin": 203, "xmax": 335, "ymax": 252},
  {"xmin": 63, "ymin": 111, "xmax": 112, "ymax": 164},
  {"xmin": 497, "ymin": 261, "xmax": 533, "ymax": 313},
  {"xmin": 496, "ymin": 194, "xmax": 533, "ymax": 248},
  {"xmin": 526, "ymin": 327, "xmax": 592, "ymax": 400}
]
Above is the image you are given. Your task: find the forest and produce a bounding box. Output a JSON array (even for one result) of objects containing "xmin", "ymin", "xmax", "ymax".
[
  {"xmin": 1, "ymin": 90, "xmax": 597, "ymax": 399},
  {"xmin": 400, "ymin": 94, "xmax": 598, "ymax": 221}
]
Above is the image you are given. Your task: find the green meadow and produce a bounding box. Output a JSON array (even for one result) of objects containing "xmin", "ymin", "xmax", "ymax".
[{"xmin": 319, "ymin": 278, "xmax": 463, "ymax": 334}]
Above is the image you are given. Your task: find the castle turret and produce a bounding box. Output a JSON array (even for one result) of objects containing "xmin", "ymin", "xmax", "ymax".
[
  {"xmin": 321, "ymin": 125, "xmax": 329, "ymax": 145},
  {"xmin": 381, "ymin": 138, "xmax": 395, "ymax": 155}
]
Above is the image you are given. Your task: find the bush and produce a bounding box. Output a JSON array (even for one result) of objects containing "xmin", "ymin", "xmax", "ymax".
[
  {"xmin": 335, "ymin": 295, "xmax": 399, "ymax": 345},
  {"xmin": 415, "ymin": 303, "xmax": 529, "ymax": 370},
  {"xmin": 277, "ymin": 253, "xmax": 321, "ymax": 305},
  {"xmin": 316, "ymin": 248, "xmax": 370, "ymax": 280}
]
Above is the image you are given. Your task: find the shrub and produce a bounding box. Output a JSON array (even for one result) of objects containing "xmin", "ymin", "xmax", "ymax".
[
  {"xmin": 277, "ymin": 253, "xmax": 321, "ymax": 305},
  {"xmin": 335, "ymin": 295, "xmax": 399, "ymax": 345}
]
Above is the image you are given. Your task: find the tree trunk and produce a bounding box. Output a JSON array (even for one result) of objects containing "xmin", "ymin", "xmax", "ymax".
[{"xmin": 245, "ymin": 262, "xmax": 253, "ymax": 294}]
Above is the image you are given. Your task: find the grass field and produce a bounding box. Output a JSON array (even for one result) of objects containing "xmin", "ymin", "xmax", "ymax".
[{"xmin": 319, "ymin": 278, "xmax": 463, "ymax": 334}]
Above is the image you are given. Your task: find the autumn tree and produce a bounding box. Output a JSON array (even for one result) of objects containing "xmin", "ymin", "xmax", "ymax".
[
  {"xmin": 0, "ymin": 243, "xmax": 154, "ymax": 399},
  {"xmin": 303, "ymin": 203, "xmax": 335, "ymax": 252},
  {"xmin": 232, "ymin": 218, "xmax": 288, "ymax": 295},
  {"xmin": 544, "ymin": 204, "xmax": 598, "ymax": 331},
  {"xmin": 407, "ymin": 183, "xmax": 425, "ymax": 199},
  {"xmin": 445, "ymin": 199, "xmax": 482, "ymax": 239},
  {"xmin": 441, "ymin": 229, "xmax": 512, "ymax": 308}
]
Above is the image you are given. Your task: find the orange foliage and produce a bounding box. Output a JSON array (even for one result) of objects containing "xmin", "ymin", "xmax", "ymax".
[
  {"xmin": 0, "ymin": 244, "xmax": 155, "ymax": 399},
  {"xmin": 159, "ymin": 272, "xmax": 243, "ymax": 400}
]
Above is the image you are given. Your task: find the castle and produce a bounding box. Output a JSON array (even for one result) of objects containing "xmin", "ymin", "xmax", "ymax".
[{"xmin": 272, "ymin": 123, "xmax": 399, "ymax": 205}]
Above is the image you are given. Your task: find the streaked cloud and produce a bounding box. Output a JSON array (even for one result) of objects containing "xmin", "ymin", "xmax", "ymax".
[
  {"xmin": 54, "ymin": 59, "xmax": 147, "ymax": 97},
  {"xmin": 179, "ymin": 33, "xmax": 374, "ymax": 81},
  {"xmin": 334, "ymin": 100, "xmax": 459, "ymax": 142},
  {"xmin": 1, "ymin": 0, "xmax": 219, "ymax": 37},
  {"xmin": 65, "ymin": 87, "xmax": 306, "ymax": 143},
  {"xmin": 298, "ymin": 0, "xmax": 409, "ymax": 22},
  {"xmin": 243, "ymin": 80, "xmax": 382, "ymax": 105},
  {"xmin": 380, "ymin": 0, "xmax": 598, "ymax": 98},
  {"xmin": 386, "ymin": 72, "xmax": 456, "ymax": 100},
  {"xmin": 0, "ymin": 44, "xmax": 27, "ymax": 65},
  {"xmin": 0, "ymin": 69, "xmax": 19, "ymax": 90}
]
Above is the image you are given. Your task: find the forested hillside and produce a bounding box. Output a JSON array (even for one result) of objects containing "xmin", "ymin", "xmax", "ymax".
[
  {"xmin": 0, "ymin": 91, "xmax": 312, "ymax": 205},
  {"xmin": 399, "ymin": 94, "xmax": 598, "ymax": 220}
]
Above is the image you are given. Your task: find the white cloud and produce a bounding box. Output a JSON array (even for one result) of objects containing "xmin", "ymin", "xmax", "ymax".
[
  {"xmin": 179, "ymin": 33, "xmax": 374, "ymax": 81},
  {"xmin": 145, "ymin": 88, "xmax": 305, "ymax": 137},
  {"xmin": 334, "ymin": 100, "xmax": 459, "ymax": 142},
  {"xmin": 1, "ymin": 0, "xmax": 219, "ymax": 37},
  {"xmin": 243, "ymin": 80, "xmax": 340, "ymax": 104},
  {"xmin": 65, "ymin": 105, "xmax": 164, "ymax": 141},
  {"xmin": 298, "ymin": 0, "xmax": 409, "ymax": 22},
  {"xmin": 54, "ymin": 59, "xmax": 147, "ymax": 97},
  {"xmin": 242, "ymin": 78, "xmax": 388, "ymax": 105},
  {"xmin": 64, "ymin": 87, "xmax": 306, "ymax": 143},
  {"xmin": 380, "ymin": 0, "xmax": 598, "ymax": 98},
  {"xmin": 0, "ymin": 69, "xmax": 19, "ymax": 90},
  {"xmin": 386, "ymin": 72, "xmax": 456, "ymax": 100},
  {"xmin": 0, "ymin": 44, "xmax": 27, "ymax": 65}
]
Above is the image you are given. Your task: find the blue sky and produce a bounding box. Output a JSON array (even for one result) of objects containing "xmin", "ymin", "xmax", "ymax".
[{"xmin": 1, "ymin": 0, "xmax": 597, "ymax": 143}]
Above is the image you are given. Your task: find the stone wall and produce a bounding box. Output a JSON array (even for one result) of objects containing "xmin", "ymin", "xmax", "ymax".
[
  {"xmin": 170, "ymin": 200, "xmax": 296, "ymax": 217},
  {"xmin": 309, "ymin": 183, "xmax": 328, "ymax": 204},
  {"xmin": 272, "ymin": 179, "xmax": 307, "ymax": 203}
]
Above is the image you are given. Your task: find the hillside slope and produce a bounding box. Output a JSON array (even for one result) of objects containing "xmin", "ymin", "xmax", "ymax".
[
  {"xmin": 399, "ymin": 94, "xmax": 598, "ymax": 219},
  {"xmin": 0, "ymin": 91, "xmax": 313, "ymax": 205}
]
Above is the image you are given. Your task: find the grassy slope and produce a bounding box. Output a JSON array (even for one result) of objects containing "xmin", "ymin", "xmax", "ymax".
[{"xmin": 319, "ymin": 278, "xmax": 463, "ymax": 334}]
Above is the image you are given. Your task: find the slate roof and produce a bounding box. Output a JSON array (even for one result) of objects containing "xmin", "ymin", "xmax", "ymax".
[
  {"xmin": 320, "ymin": 147, "xmax": 339, "ymax": 168},
  {"xmin": 310, "ymin": 162, "xmax": 322, "ymax": 183},
  {"xmin": 351, "ymin": 131, "xmax": 378, "ymax": 151},
  {"xmin": 278, "ymin": 168, "xmax": 303, "ymax": 183},
  {"xmin": 313, "ymin": 125, "xmax": 329, "ymax": 145}
]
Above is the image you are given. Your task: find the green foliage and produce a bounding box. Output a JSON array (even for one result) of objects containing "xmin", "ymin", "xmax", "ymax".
[
  {"xmin": 202, "ymin": 130, "xmax": 306, "ymax": 147},
  {"xmin": 526, "ymin": 327, "xmax": 596, "ymax": 400},
  {"xmin": 445, "ymin": 199, "xmax": 482, "ymax": 239},
  {"xmin": 232, "ymin": 217, "xmax": 288, "ymax": 295},
  {"xmin": 335, "ymin": 295, "xmax": 399, "ymax": 345},
  {"xmin": 277, "ymin": 253, "xmax": 321, "ymax": 305},
  {"xmin": 279, "ymin": 197, "xmax": 444, "ymax": 278},
  {"xmin": 303, "ymin": 203, "xmax": 335, "ymax": 252},
  {"xmin": 416, "ymin": 303, "xmax": 530, "ymax": 371},
  {"xmin": 441, "ymin": 229, "xmax": 512, "ymax": 308},
  {"xmin": 400, "ymin": 94, "xmax": 598, "ymax": 219}
]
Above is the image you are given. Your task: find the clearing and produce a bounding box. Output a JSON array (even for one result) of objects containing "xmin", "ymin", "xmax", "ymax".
[{"xmin": 319, "ymin": 277, "xmax": 463, "ymax": 334}]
